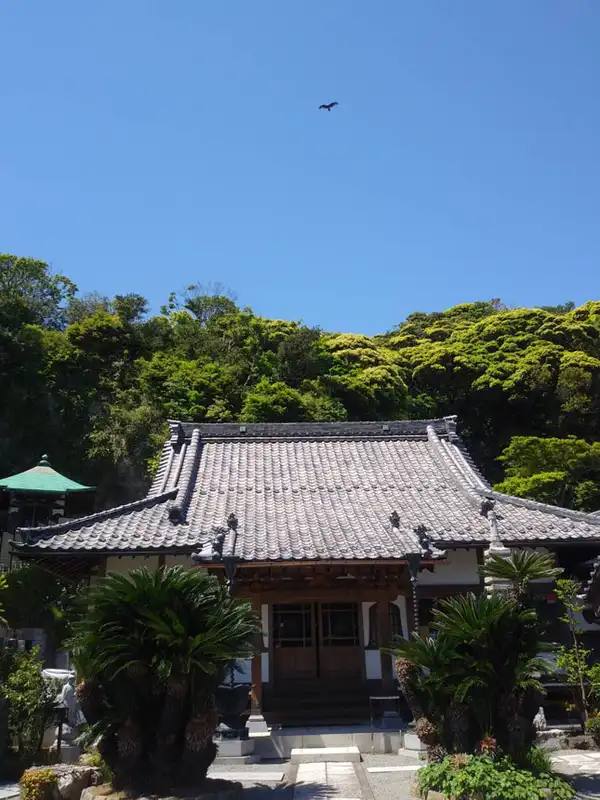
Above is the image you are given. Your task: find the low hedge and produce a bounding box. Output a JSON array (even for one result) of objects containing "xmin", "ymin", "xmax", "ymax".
[{"xmin": 416, "ymin": 755, "xmax": 574, "ymax": 800}]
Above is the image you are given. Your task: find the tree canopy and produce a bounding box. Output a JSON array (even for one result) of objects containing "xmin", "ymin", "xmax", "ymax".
[{"xmin": 0, "ymin": 252, "xmax": 598, "ymax": 511}]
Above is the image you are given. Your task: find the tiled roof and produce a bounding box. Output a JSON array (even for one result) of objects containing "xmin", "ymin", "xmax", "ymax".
[{"xmin": 14, "ymin": 417, "xmax": 600, "ymax": 560}]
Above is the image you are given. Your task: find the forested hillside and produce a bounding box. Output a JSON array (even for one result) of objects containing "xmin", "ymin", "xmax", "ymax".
[{"xmin": 1, "ymin": 253, "xmax": 600, "ymax": 511}]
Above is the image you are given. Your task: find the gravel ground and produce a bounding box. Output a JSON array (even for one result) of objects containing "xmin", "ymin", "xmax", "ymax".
[{"xmin": 361, "ymin": 752, "xmax": 423, "ymax": 800}]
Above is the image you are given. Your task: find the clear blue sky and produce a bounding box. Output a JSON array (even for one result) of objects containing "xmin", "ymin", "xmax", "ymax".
[{"xmin": 2, "ymin": 1, "xmax": 598, "ymax": 334}]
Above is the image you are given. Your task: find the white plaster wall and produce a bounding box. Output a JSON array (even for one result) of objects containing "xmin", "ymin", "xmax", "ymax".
[
  {"xmin": 418, "ymin": 548, "xmax": 479, "ymax": 586},
  {"xmin": 361, "ymin": 602, "xmax": 375, "ymax": 647},
  {"xmin": 106, "ymin": 555, "xmax": 160, "ymax": 574},
  {"xmin": 164, "ymin": 554, "xmax": 194, "ymax": 569},
  {"xmin": 365, "ymin": 649, "xmax": 382, "ymax": 680},
  {"xmin": 261, "ymin": 652, "xmax": 270, "ymax": 684}
]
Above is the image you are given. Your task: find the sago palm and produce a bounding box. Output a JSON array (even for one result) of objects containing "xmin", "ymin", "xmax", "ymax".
[
  {"xmin": 481, "ymin": 550, "xmax": 562, "ymax": 602},
  {"xmin": 69, "ymin": 566, "xmax": 260, "ymax": 792}
]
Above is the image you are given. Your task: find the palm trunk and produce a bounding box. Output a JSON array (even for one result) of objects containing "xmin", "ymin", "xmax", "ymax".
[{"xmin": 181, "ymin": 697, "xmax": 219, "ymax": 782}]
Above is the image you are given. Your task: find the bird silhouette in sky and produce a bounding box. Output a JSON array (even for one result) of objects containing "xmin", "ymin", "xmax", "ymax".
[{"xmin": 318, "ymin": 102, "xmax": 339, "ymax": 111}]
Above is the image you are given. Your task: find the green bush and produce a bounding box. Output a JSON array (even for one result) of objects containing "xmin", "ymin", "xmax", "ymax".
[
  {"xmin": 70, "ymin": 567, "xmax": 260, "ymax": 793},
  {"xmin": 79, "ymin": 749, "xmax": 113, "ymax": 784},
  {"xmin": 523, "ymin": 745, "xmax": 554, "ymax": 776},
  {"xmin": 585, "ymin": 713, "xmax": 600, "ymax": 745},
  {"xmin": 417, "ymin": 755, "xmax": 574, "ymax": 800},
  {"xmin": 0, "ymin": 648, "xmax": 61, "ymax": 759},
  {"xmin": 19, "ymin": 767, "xmax": 58, "ymax": 800}
]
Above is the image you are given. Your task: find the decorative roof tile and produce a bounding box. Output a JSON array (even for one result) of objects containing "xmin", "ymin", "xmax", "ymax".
[{"xmin": 14, "ymin": 418, "xmax": 600, "ymax": 559}]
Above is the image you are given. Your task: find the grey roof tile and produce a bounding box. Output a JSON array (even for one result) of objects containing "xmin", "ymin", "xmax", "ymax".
[{"xmin": 14, "ymin": 418, "xmax": 600, "ymax": 559}]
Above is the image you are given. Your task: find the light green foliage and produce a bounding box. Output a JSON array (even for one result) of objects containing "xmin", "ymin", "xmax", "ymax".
[
  {"xmin": 555, "ymin": 579, "xmax": 600, "ymax": 716},
  {"xmin": 481, "ymin": 551, "xmax": 562, "ymax": 601},
  {"xmin": 1, "ymin": 252, "xmax": 599, "ymax": 507},
  {"xmin": 585, "ymin": 713, "xmax": 600, "ymax": 744},
  {"xmin": 0, "ymin": 648, "xmax": 61, "ymax": 757},
  {"xmin": 494, "ymin": 436, "xmax": 600, "ymax": 510},
  {"xmin": 417, "ymin": 755, "xmax": 574, "ymax": 800}
]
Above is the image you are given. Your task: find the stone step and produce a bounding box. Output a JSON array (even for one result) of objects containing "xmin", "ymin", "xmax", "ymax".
[
  {"xmin": 209, "ymin": 770, "xmax": 285, "ymax": 782},
  {"xmin": 290, "ymin": 745, "xmax": 361, "ymax": 763}
]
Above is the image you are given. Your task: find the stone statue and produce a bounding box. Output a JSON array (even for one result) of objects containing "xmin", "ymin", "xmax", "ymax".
[
  {"xmin": 533, "ymin": 706, "xmax": 547, "ymax": 732},
  {"xmin": 58, "ymin": 674, "xmax": 85, "ymax": 729},
  {"xmin": 43, "ymin": 670, "xmax": 85, "ymax": 763}
]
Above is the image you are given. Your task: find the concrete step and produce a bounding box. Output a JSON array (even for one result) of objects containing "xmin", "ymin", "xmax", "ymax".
[{"xmin": 290, "ymin": 745, "xmax": 361, "ymax": 763}]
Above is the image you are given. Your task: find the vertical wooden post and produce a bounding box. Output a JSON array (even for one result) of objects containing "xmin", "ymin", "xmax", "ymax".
[
  {"xmin": 377, "ymin": 592, "xmax": 394, "ymax": 690},
  {"xmin": 251, "ymin": 596, "xmax": 262, "ymax": 713}
]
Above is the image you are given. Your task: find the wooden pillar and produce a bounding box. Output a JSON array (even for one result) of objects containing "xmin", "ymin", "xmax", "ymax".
[
  {"xmin": 377, "ymin": 592, "xmax": 394, "ymax": 690},
  {"xmin": 250, "ymin": 596, "xmax": 262, "ymax": 713}
]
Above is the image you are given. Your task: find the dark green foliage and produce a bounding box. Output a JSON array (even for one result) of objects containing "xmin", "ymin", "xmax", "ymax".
[
  {"xmin": 69, "ymin": 567, "xmax": 259, "ymax": 792},
  {"xmin": 417, "ymin": 755, "xmax": 574, "ymax": 800},
  {"xmin": 1, "ymin": 566, "xmax": 83, "ymax": 661},
  {"xmin": 392, "ymin": 592, "xmax": 549, "ymax": 758},
  {"xmin": 0, "ymin": 251, "xmax": 599, "ymax": 509}
]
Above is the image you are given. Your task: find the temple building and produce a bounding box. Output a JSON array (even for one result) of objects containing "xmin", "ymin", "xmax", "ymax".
[
  {"xmin": 12, "ymin": 418, "xmax": 600, "ymax": 725},
  {"xmin": 0, "ymin": 455, "xmax": 94, "ymax": 570}
]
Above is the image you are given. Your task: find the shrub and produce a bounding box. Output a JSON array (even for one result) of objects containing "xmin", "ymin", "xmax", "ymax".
[
  {"xmin": 585, "ymin": 713, "xmax": 600, "ymax": 745},
  {"xmin": 19, "ymin": 767, "xmax": 58, "ymax": 800},
  {"xmin": 69, "ymin": 567, "xmax": 260, "ymax": 793},
  {"xmin": 1, "ymin": 648, "xmax": 61, "ymax": 758},
  {"xmin": 524, "ymin": 744, "xmax": 554, "ymax": 775},
  {"xmin": 392, "ymin": 592, "xmax": 548, "ymax": 757},
  {"xmin": 79, "ymin": 749, "xmax": 113, "ymax": 784},
  {"xmin": 417, "ymin": 755, "xmax": 574, "ymax": 800}
]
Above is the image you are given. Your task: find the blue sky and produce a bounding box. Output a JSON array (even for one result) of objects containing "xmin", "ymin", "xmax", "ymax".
[{"xmin": 1, "ymin": 1, "xmax": 598, "ymax": 334}]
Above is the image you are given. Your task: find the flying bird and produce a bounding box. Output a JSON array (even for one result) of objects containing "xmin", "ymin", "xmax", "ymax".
[{"xmin": 318, "ymin": 102, "xmax": 339, "ymax": 111}]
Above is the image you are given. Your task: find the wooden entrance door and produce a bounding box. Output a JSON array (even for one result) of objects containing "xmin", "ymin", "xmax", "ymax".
[
  {"xmin": 318, "ymin": 602, "xmax": 363, "ymax": 679},
  {"xmin": 272, "ymin": 602, "xmax": 363, "ymax": 684},
  {"xmin": 273, "ymin": 603, "xmax": 317, "ymax": 682}
]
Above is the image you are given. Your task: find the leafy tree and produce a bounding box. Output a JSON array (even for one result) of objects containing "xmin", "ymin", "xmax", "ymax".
[
  {"xmin": 70, "ymin": 567, "xmax": 259, "ymax": 792},
  {"xmin": 494, "ymin": 436, "xmax": 600, "ymax": 511},
  {"xmin": 0, "ymin": 254, "xmax": 75, "ymax": 330},
  {"xmin": 240, "ymin": 379, "xmax": 310, "ymax": 422},
  {"xmin": 1, "ymin": 648, "xmax": 61, "ymax": 757},
  {"xmin": 555, "ymin": 578, "xmax": 600, "ymax": 719},
  {"xmin": 1, "ymin": 566, "xmax": 82, "ymax": 662},
  {"xmin": 1, "ymin": 251, "xmax": 600, "ymax": 508}
]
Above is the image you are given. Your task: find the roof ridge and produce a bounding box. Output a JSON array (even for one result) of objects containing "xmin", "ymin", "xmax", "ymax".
[
  {"xmin": 168, "ymin": 429, "xmax": 202, "ymax": 523},
  {"xmin": 425, "ymin": 426, "xmax": 486, "ymax": 510},
  {"xmin": 167, "ymin": 417, "xmax": 458, "ymax": 441},
  {"xmin": 480, "ymin": 488, "xmax": 600, "ymax": 524},
  {"xmin": 17, "ymin": 489, "xmax": 178, "ymax": 540}
]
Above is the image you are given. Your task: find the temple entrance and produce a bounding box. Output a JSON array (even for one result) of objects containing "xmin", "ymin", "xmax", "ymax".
[{"xmin": 272, "ymin": 602, "xmax": 363, "ymax": 684}]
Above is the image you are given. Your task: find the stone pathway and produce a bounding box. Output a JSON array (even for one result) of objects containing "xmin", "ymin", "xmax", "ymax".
[
  {"xmin": 551, "ymin": 751, "xmax": 600, "ymax": 799},
  {"xmin": 293, "ymin": 761, "xmax": 364, "ymax": 799},
  {"xmin": 0, "ymin": 784, "xmax": 19, "ymax": 800},
  {"xmin": 210, "ymin": 749, "xmax": 600, "ymax": 799},
  {"xmin": 208, "ymin": 753, "xmax": 423, "ymax": 799}
]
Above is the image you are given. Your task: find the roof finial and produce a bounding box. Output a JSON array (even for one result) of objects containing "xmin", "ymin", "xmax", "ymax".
[
  {"xmin": 480, "ymin": 497, "xmax": 495, "ymax": 517},
  {"xmin": 38, "ymin": 455, "xmax": 50, "ymax": 467},
  {"xmin": 227, "ymin": 512, "xmax": 238, "ymax": 531}
]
